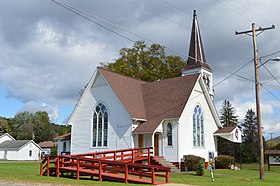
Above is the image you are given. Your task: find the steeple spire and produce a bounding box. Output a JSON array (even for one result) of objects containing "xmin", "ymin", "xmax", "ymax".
[
  {"xmin": 182, "ymin": 10, "xmax": 214, "ymax": 99},
  {"xmin": 184, "ymin": 10, "xmax": 211, "ymax": 71}
]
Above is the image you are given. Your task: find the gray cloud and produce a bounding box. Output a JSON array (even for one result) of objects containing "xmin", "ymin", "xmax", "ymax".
[{"xmin": 0, "ymin": 0, "xmax": 279, "ymax": 135}]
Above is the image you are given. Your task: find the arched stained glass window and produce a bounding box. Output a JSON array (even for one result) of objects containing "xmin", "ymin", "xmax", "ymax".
[
  {"xmin": 92, "ymin": 103, "xmax": 108, "ymax": 147},
  {"xmin": 193, "ymin": 105, "xmax": 204, "ymax": 147},
  {"xmin": 167, "ymin": 123, "xmax": 172, "ymax": 146}
]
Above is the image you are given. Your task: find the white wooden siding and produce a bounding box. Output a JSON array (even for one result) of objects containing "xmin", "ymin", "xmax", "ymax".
[
  {"xmin": 162, "ymin": 121, "xmax": 178, "ymax": 162},
  {"xmin": 71, "ymin": 72, "xmax": 133, "ymax": 154},
  {"xmin": 178, "ymin": 79, "xmax": 218, "ymax": 162}
]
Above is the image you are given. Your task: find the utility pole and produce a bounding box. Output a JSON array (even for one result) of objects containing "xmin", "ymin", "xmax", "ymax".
[
  {"xmin": 236, "ymin": 23, "xmax": 275, "ymax": 180},
  {"xmin": 267, "ymin": 133, "xmax": 275, "ymax": 140}
]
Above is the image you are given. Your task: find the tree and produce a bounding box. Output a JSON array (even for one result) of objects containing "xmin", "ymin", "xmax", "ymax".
[
  {"xmin": 0, "ymin": 116, "xmax": 12, "ymax": 134},
  {"xmin": 102, "ymin": 41, "xmax": 186, "ymax": 82},
  {"xmin": 217, "ymin": 100, "xmax": 239, "ymax": 157},
  {"xmin": 33, "ymin": 111, "xmax": 54, "ymax": 143},
  {"xmin": 220, "ymin": 100, "xmax": 238, "ymax": 127},
  {"xmin": 10, "ymin": 111, "xmax": 34, "ymax": 140},
  {"xmin": 241, "ymin": 109, "xmax": 258, "ymax": 163},
  {"xmin": 7, "ymin": 111, "xmax": 66, "ymax": 143}
]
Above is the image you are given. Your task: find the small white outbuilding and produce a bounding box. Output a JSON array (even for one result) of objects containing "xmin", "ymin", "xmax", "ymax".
[{"xmin": 0, "ymin": 140, "xmax": 41, "ymax": 160}]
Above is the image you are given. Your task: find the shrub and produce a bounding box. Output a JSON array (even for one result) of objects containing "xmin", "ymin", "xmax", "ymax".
[
  {"xmin": 196, "ymin": 162, "xmax": 205, "ymax": 176},
  {"xmin": 50, "ymin": 145, "xmax": 57, "ymax": 156},
  {"xmin": 215, "ymin": 155, "xmax": 234, "ymax": 169},
  {"xmin": 183, "ymin": 154, "xmax": 205, "ymax": 171}
]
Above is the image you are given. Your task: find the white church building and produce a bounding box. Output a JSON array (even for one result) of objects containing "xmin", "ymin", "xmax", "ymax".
[{"xmin": 67, "ymin": 10, "xmax": 241, "ymax": 165}]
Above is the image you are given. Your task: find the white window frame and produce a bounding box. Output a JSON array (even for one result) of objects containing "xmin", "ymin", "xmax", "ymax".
[
  {"xmin": 167, "ymin": 122, "xmax": 172, "ymax": 147},
  {"xmin": 193, "ymin": 105, "xmax": 204, "ymax": 147},
  {"xmin": 92, "ymin": 103, "xmax": 108, "ymax": 148}
]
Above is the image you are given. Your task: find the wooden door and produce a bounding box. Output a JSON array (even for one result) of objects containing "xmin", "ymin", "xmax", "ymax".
[
  {"xmin": 138, "ymin": 134, "xmax": 143, "ymax": 148},
  {"xmin": 154, "ymin": 133, "xmax": 159, "ymax": 156}
]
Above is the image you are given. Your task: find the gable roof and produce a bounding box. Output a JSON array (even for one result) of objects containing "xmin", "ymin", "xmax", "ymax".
[
  {"xmin": 0, "ymin": 140, "xmax": 41, "ymax": 150},
  {"xmin": 0, "ymin": 133, "xmax": 15, "ymax": 141},
  {"xmin": 214, "ymin": 126, "xmax": 236, "ymax": 134},
  {"xmin": 97, "ymin": 67, "xmax": 200, "ymax": 133},
  {"xmin": 54, "ymin": 133, "xmax": 71, "ymax": 141},
  {"xmin": 38, "ymin": 141, "xmax": 55, "ymax": 148},
  {"xmin": 135, "ymin": 74, "xmax": 199, "ymax": 132},
  {"xmin": 99, "ymin": 68, "xmax": 147, "ymax": 119}
]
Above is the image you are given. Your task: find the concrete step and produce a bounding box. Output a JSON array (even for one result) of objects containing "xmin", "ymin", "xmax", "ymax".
[{"xmin": 152, "ymin": 156, "xmax": 180, "ymax": 173}]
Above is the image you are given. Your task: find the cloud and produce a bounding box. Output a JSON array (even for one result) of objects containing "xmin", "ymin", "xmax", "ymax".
[
  {"xmin": 0, "ymin": 0, "xmax": 279, "ymax": 133},
  {"xmin": 17, "ymin": 101, "xmax": 59, "ymax": 123}
]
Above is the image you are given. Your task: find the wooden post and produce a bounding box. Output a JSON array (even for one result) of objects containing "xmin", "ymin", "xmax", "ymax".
[
  {"xmin": 166, "ymin": 170, "xmax": 170, "ymax": 183},
  {"xmin": 236, "ymin": 23, "xmax": 275, "ymax": 180},
  {"xmin": 76, "ymin": 159, "xmax": 80, "ymax": 180},
  {"xmin": 268, "ymin": 155, "xmax": 270, "ymax": 171},
  {"xmin": 47, "ymin": 156, "xmax": 50, "ymax": 176},
  {"xmin": 98, "ymin": 161, "xmax": 102, "ymax": 181},
  {"xmin": 132, "ymin": 149, "xmax": 134, "ymax": 163},
  {"xmin": 40, "ymin": 161, "xmax": 43, "ymax": 176},
  {"xmin": 124, "ymin": 164, "xmax": 128, "ymax": 183},
  {"xmin": 56, "ymin": 156, "xmax": 60, "ymax": 177},
  {"xmin": 151, "ymin": 168, "xmax": 155, "ymax": 184},
  {"xmin": 148, "ymin": 148, "xmax": 151, "ymax": 165}
]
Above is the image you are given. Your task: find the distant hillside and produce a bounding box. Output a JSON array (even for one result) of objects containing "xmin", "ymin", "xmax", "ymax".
[{"xmin": 267, "ymin": 136, "xmax": 280, "ymax": 143}]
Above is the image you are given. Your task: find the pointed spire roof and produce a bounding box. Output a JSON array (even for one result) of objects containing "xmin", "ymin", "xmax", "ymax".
[{"xmin": 184, "ymin": 10, "xmax": 211, "ymax": 71}]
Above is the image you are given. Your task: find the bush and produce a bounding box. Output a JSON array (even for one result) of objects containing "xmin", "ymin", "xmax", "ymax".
[
  {"xmin": 50, "ymin": 145, "xmax": 57, "ymax": 156},
  {"xmin": 183, "ymin": 154, "xmax": 205, "ymax": 171},
  {"xmin": 215, "ymin": 155, "xmax": 234, "ymax": 169},
  {"xmin": 196, "ymin": 162, "xmax": 205, "ymax": 176}
]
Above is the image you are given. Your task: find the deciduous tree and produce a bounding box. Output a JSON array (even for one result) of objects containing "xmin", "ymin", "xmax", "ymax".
[{"xmin": 102, "ymin": 41, "xmax": 185, "ymax": 82}]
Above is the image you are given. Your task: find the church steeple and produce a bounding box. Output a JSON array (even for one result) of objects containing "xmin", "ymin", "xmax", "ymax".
[
  {"xmin": 182, "ymin": 10, "xmax": 214, "ymax": 99},
  {"xmin": 184, "ymin": 10, "xmax": 211, "ymax": 71}
]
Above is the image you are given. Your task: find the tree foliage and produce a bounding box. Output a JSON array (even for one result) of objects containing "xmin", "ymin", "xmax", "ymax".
[
  {"xmin": 220, "ymin": 100, "xmax": 238, "ymax": 127},
  {"xmin": 102, "ymin": 41, "xmax": 186, "ymax": 82},
  {"xmin": 218, "ymin": 100, "xmax": 239, "ymax": 157},
  {"xmin": 241, "ymin": 109, "xmax": 258, "ymax": 163},
  {"xmin": 0, "ymin": 116, "xmax": 12, "ymax": 134},
  {"xmin": 6, "ymin": 111, "xmax": 70, "ymax": 143}
]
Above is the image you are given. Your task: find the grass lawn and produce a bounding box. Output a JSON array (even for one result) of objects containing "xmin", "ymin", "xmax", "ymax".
[{"xmin": 1, "ymin": 161, "xmax": 280, "ymax": 185}]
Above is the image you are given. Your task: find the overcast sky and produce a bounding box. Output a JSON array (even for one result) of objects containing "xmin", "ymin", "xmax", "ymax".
[{"xmin": 0, "ymin": 0, "xmax": 280, "ymax": 139}]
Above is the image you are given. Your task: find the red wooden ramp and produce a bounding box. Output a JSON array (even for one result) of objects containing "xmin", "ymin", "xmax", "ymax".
[{"xmin": 40, "ymin": 147, "xmax": 171, "ymax": 185}]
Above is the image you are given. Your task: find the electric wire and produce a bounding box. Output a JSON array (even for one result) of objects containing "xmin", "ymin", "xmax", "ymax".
[
  {"xmin": 261, "ymin": 85, "xmax": 280, "ymax": 102},
  {"xmin": 50, "ymin": 0, "xmax": 135, "ymax": 42},
  {"xmin": 259, "ymin": 63, "xmax": 280, "ymax": 87},
  {"xmin": 212, "ymin": 59, "xmax": 253, "ymax": 88},
  {"xmin": 50, "ymin": 0, "xmax": 201, "ymax": 63},
  {"xmin": 51, "ymin": 0, "xmax": 280, "ymax": 119}
]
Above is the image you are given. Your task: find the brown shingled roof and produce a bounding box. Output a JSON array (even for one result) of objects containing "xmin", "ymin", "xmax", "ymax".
[
  {"xmin": 54, "ymin": 133, "xmax": 71, "ymax": 141},
  {"xmin": 99, "ymin": 67, "xmax": 147, "ymax": 119},
  {"xmin": 214, "ymin": 126, "xmax": 236, "ymax": 134},
  {"xmin": 38, "ymin": 141, "xmax": 55, "ymax": 148},
  {"xmin": 99, "ymin": 67, "xmax": 199, "ymax": 133},
  {"xmin": 134, "ymin": 74, "xmax": 199, "ymax": 133}
]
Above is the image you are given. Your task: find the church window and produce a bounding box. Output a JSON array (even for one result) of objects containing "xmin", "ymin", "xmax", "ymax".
[
  {"xmin": 167, "ymin": 123, "xmax": 172, "ymax": 146},
  {"xmin": 193, "ymin": 105, "xmax": 204, "ymax": 147},
  {"xmin": 92, "ymin": 103, "xmax": 108, "ymax": 147}
]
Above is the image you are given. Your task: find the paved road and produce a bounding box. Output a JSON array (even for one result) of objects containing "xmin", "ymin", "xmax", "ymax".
[{"xmin": 0, "ymin": 181, "xmax": 55, "ymax": 186}]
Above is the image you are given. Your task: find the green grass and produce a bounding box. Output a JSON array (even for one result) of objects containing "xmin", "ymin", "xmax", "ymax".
[{"xmin": 1, "ymin": 161, "xmax": 280, "ymax": 185}]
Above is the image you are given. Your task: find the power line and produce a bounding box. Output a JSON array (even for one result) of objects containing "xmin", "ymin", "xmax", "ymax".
[
  {"xmin": 50, "ymin": 0, "xmax": 206, "ymax": 63},
  {"xmin": 259, "ymin": 61, "xmax": 280, "ymax": 87},
  {"xmin": 50, "ymin": 0, "xmax": 135, "ymax": 42},
  {"xmin": 261, "ymin": 85, "xmax": 280, "ymax": 102},
  {"xmin": 212, "ymin": 59, "xmax": 253, "ymax": 88}
]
